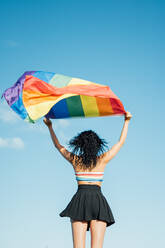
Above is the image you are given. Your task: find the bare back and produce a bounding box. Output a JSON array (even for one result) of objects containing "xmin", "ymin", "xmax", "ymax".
[{"xmin": 72, "ymin": 153, "xmax": 108, "ymax": 187}]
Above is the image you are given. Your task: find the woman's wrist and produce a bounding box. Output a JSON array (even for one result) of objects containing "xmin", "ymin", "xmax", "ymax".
[
  {"xmin": 124, "ymin": 111, "xmax": 132, "ymax": 122},
  {"xmin": 48, "ymin": 124, "xmax": 53, "ymax": 129},
  {"xmin": 124, "ymin": 117, "xmax": 130, "ymax": 122}
]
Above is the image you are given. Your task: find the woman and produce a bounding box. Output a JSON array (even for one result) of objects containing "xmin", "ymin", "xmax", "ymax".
[{"xmin": 43, "ymin": 111, "xmax": 132, "ymax": 248}]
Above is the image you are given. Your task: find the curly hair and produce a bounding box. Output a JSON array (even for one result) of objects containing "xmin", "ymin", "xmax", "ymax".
[{"xmin": 67, "ymin": 130, "xmax": 109, "ymax": 171}]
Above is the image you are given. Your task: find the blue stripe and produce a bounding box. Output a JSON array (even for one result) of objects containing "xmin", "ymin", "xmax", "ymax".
[
  {"xmin": 33, "ymin": 71, "xmax": 55, "ymax": 83},
  {"xmin": 76, "ymin": 178, "xmax": 103, "ymax": 181},
  {"xmin": 11, "ymin": 91, "xmax": 28, "ymax": 120},
  {"xmin": 45, "ymin": 98, "xmax": 70, "ymax": 119}
]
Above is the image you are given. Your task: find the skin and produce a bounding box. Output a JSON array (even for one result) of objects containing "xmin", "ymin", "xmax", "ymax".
[{"xmin": 43, "ymin": 111, "xmax": 132, "ymax": 248}]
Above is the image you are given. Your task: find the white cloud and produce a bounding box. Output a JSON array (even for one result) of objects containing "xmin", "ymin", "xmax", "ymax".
[
  {"xmin": 0, "ymin": 137, "xmax": 24, "ymax": 149},
  {"xmin": 57, "ymin": 119, "xmax": 70, "ymax": 128},
  {"xmin": 27, "ymin": 121, "xmax": 48, "ymax": 133},
  {"xmin": 0, "ymin": 137, "xmax": 8, "ymax": 147},
  {"xmin": 10, "ymin": 137, "xmax": 24, "ymax": 149},
  {"xmin": 0, "ymin": 101, "xmax": 71, "ymax": 133},
  {"xmin": 23, "ymin": 118, "xmax": 70, "ymax": 133},
  {"xmin": 4, "ymin": 40, "xmax": 20, "ymax": 48},
  {"xmin": 58, "ymin": 130, "xmax": 70, "ymax": 146},
  {"xmin": 0, "ymin": 101, "xmax": 20, "ymax": 123}
]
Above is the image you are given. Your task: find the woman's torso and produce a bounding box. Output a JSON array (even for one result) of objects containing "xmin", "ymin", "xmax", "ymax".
[{"xmin": 72, "ymin": 154, "xmax": 107, "ymax": 187}]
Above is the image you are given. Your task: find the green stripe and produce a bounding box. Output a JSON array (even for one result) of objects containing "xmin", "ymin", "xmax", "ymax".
[
  {"xmin": 25, "ymin": 115, "xmax": 35, "ymax": 123},
  {"xmin": 49, "ymin": 73, "xmax": 72, "ymax": 87},
  {"xmin": 66, "ymin": 95, "xmax": 85, "ymax": 117}
]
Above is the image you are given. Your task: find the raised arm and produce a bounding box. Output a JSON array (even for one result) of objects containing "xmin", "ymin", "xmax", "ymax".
[
  {"xmin": 43, "ymin": 118, "xmax": 73, "ymax": 164},
  {"xmin": 102, "ymin": 111, "xmax": 132, "ymax": 163}
]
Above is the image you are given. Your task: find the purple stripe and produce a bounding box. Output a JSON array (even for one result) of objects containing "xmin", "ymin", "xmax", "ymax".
[{"xmin": 1, "ymin": 71, "xmax": 36, "ymax": 106}]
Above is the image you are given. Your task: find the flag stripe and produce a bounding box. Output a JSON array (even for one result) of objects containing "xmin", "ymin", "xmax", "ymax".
[
  {"xmin": 95, "ymin": 97, "xmax": 114, "ymax": 115},
  {"xmin": 45, "ymin": 98, "xmax": 70, "ymax": 119},
  {"xmin": 66, "ymin": 95, "xmax": 85, "ymax": 117},
  {"xmin": 80, "ymin": 95, "xmax": 99, "ymax": 117},
  {"xmin": 49, "ymin": 73, "xmax": 72, "ymax": 88}
]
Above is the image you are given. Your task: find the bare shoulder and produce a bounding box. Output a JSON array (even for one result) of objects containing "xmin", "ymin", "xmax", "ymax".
[
  {"xmin": 57, "ymin": 146, "xmax": 82, "ymax": 168},
  {"xmin": 57, "ymin": 146, "xmax": 77, "ymax": 165},
  {"xmin": 96, "ymin": 153, "xmax": 108, "ymax": 168},
  {"xmin": 100, "ymin": 141, "xmax": 124, "ymax": 163},
  {"xmin": 70, "ymin": 153, "xmax": 81, "ymax": 168}
]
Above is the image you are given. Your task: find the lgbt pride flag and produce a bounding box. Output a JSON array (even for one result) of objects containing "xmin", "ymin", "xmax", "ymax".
[{"xmin": 1, "ymin": 71, "xmax": 126, "ymax": 123}]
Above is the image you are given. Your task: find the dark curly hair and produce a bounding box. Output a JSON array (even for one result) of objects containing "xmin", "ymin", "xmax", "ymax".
[{"xmin": 67, "ymin": 130, "xmax": 109, "ymax": 171}]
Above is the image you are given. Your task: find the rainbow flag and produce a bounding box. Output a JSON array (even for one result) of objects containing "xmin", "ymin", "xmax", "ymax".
[{"xmin": 1, "ymin": 71, "xmax": 126, "ymax": 123}]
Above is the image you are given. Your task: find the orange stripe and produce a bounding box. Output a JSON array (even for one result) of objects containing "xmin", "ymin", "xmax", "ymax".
[
  {"xmin": 95, "ymin": 97, "xmax": 114, "ymax": 116},
  {"xmin": 75, "ymin": 174, "xmax": 103, "ymax": 176},
  {"xmin": 23, "ymin": 89, "xmax": 60, "ymax": 107}
]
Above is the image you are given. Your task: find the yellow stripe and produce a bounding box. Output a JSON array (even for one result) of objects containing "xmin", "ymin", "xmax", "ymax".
[
  {"xmin": 68, "ymin": 77, "xmax": 105, "ymax": 86},
  {"xmin": 26, "ymin": 93, "xmax": 77, "ymax": 120},
  {"xmin": 80, "ymin": 95, "xmax": 99, "ymax": 117}
]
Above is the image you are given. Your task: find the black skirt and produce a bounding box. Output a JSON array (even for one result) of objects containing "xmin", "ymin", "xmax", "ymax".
[{"xmin": 59, "ymin": 184, "xmax": 115, "ymax": 231}]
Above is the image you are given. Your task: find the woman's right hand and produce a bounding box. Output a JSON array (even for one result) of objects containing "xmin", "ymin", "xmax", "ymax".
[
  {"xmin": 124, "ymin": 111, "xmax": 132, "ymax": 121},
  {"xmin": 43, "ymin": 117, "xmax": 52, "ymax": 127}
]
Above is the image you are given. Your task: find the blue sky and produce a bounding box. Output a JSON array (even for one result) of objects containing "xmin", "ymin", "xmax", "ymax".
[{"xmin": 0, "ymin": 0, "xmax": 164, "ymax": 247}]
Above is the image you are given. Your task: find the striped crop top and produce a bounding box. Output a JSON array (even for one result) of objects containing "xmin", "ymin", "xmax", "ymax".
[{"xmin": 75, "ymin": 171, "xmax": 104, "ymax": 182}]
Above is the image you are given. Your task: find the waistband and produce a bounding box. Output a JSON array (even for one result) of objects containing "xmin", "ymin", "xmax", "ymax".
[{"xmin": 78, "ymin": 184, "xmax": 101, "ymax": 191}]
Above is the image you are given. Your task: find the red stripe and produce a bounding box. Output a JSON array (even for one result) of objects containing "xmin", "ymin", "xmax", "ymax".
[
  {"xmin": 23, "ymin": 75, "xmax": 116, "ymax": 98},
  {"xmin": 75, "ymin": 174, "xmax": 103, "ymax": 176},
  {"xmin": 110, "ymin": 98, "xmax": 126, "ymax": 114}
]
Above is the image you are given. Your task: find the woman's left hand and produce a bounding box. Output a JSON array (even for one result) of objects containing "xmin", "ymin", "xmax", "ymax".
[{"xmin": 43, "ymin": 117, "xmax": 52, "ymax": 127}]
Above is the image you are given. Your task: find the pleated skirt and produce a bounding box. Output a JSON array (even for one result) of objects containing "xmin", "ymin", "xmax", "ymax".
[{"xmin": 59, "ymin": 184, "xmax": 115, "ymax": 231}]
